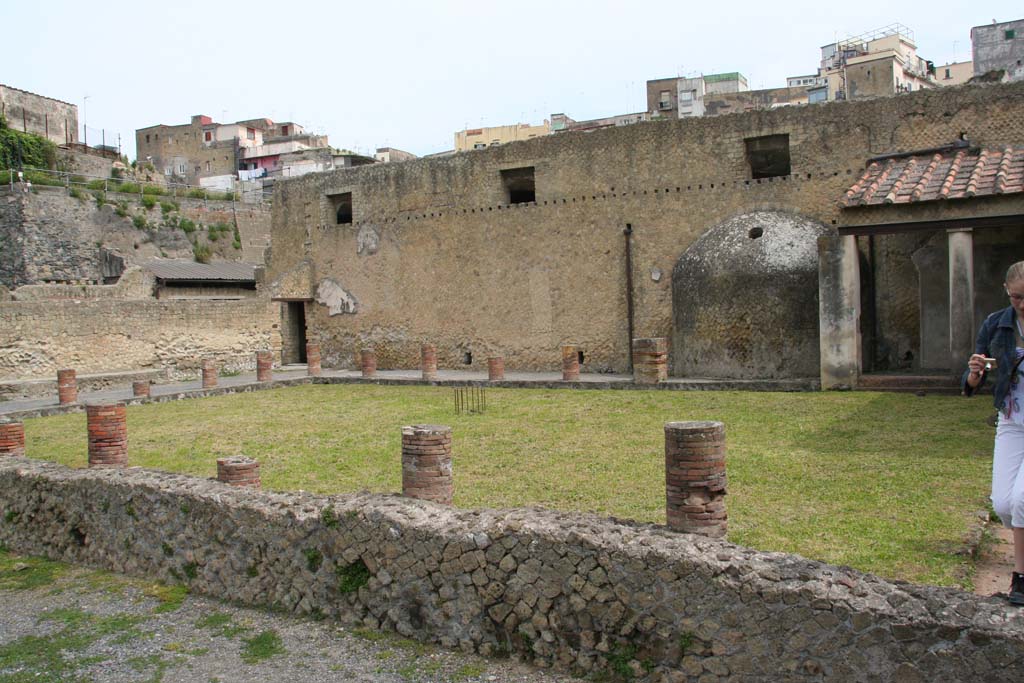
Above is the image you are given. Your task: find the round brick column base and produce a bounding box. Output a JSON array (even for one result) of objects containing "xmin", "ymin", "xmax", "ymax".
[
  {"xmin": 421, "ymin": 344, "xmax": 438, "ymax": 381},
  {"xmin": 217, "ymin": 456, "xmax": 261, "ymax": 488},
  {"xmin": 202, "ymin": 360, "xmax": 218, "ymax": 389},
  {"xmin": 402, "ymin": 424, "xmax": 453, "ymax": 505},
  {"xmin": 561, "ymin": 345, "xmax": 580, "ymax": 381},
  {"xmin": 665, "ymin": 420, "xmax": 727, "ymax": 538},
  {"xmin": 57, "ymin": 368, "xmax": 78, "ymax": 405},
  {"xmin": 361, "ymin": 350, "xmax": 377, "ymax": 378},
  {"xmin": 633, "ymin": 337, "xmax": 668, "ymax": 384},
  {"xmin": 487, "ymin": 356, "xmax": 505, "ymax": 381},
  {"xmin": 306, "ymin": 343, "xmax": 322, "ymax": 377},
  {"xmin": 256, "ymin": 351, "xmax": 273, "ymax": 382},
  {"xmin": 0, "ymin": 419, "xmax": 26, "ymax": 457},
  {"xmin": 87, "ymin": 402, "xmax": 128, "ymax": 468}
]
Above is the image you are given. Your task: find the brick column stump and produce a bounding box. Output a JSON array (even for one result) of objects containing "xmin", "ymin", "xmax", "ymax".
[
  {"xmin": 488, "ymin": 356, "xmax": 505, "ymax": 382},
  {"xmin": 217, "ymin": 456, "xmax": 261, "ymax": 488},
  {"xmin": 361, "ymin": 349, "xmax": 377, "ymax": 378},
  {"xmin": 86, "ymin": 402, "xmax": 128, "ymax": 468},
  {"xmin": 0, "ymin": 419, "xmax": 25, "ymax": 457},
  {"xmin": 401, "ymin": 424, "xmax": 453, "ymax": 505},
  {"xmin": 633, "ymin": 337, "xmax": 668, "ymax": 384},
  {"xmin": 201, "ymin": 359, "xmax": 218, "ymax": 389},
  {"xmin": 57, "ymin": 369, "xmax": 77, "ymax": 405},
  {"xmin": 665, "ymin": 421, "xmax": 727, "ymax": 538},
  {"xmin": 421, "ymin": 344, "xmax": 438, "ymax": 381},
  {"xmin": 256, "ymin": 350, "xmax": 273, "ymax": 382},
  {"xmin": 561, "ymin": 344, "xmax": 580, "ymax": 381},
  {"xmin": 306, "ymin": 343, "xmax": 322, "ymax": 377},
  {"xmin": 132, "ymin": 380, "xmax": 151, "ymax": 398}
]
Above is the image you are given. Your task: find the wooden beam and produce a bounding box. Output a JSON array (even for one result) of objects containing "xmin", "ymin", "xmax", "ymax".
[{"xmin": 837, "ymin": 213, "xmax": 1024, "ymax": 236}]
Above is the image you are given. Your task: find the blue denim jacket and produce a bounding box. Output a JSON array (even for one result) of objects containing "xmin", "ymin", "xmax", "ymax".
[{"xmin": 962, "ymin": 306, "xmax": 1022, "ymax": 410}]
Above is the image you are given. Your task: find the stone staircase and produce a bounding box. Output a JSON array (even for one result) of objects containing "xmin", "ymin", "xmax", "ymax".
[{"xmin": 856, "ymin": 373, "xmax": 961, "ymax": 395}]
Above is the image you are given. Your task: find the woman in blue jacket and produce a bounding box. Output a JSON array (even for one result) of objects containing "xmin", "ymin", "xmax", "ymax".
[{"xmin": 965, "ymin": 261, "xmax": 1024, "ymax": 605}]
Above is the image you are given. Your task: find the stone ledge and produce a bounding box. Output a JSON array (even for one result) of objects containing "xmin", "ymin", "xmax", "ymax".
[
  {"xmin": 0, "ymin": 457, "xmax": 1021, "ymax": 681},
  {"xmin": 0, "ymin": 369, "xmax": 169, "ymax": 401}
]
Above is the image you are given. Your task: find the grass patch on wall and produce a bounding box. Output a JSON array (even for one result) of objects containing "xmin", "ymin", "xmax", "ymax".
[{"xmin": 21, "ymin": 385, "xmax": 995, "ymax": 587}]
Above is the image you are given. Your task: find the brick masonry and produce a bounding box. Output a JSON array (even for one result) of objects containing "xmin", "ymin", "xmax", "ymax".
[
  {"xmin": 306, "ymin": 343, "xmax": 321, "ymax": 376},
  {"xmin": 665, "ymin": 421, "xmax": 727, "ymax": 538},
  {"xmin": 1, "ymin": 458, "xmax": 1022, "ymax": 681},
  {"xmin": 0, "ymin": 419, "xmax": 25, "ymax": 457},
  {"xmin": 401, "ymin": 424, "xmax": 453, "ymax": 505},
  {"xmin": 255, "ymin": 350, "xmax": 273, "ymax": 382},
  {"xmin": 361, "ymin": 349, "xmax": 377, "ymax": 378},
  {"xmin": 216, "ymin": 456, "xmax": 261, "ymax": 489},
  {"xmin": 561, "ymin": 344, "xmax": 580, "ymax": 381},
  {"xmin": 86, "ymin": 402, "xmax": 127, "ymax": 468},
  {"xmin": 420, "ymin": 344, "xmax": 437, "ymax": 381},
  {"xmin": 131, "ymin": 380, "xmax": 151, "ymax": 398},
  {"xmin": 487, "ymin": 356, "xmax": 504, "ymax": 381},
  {"xmin": 201, "ymin": 359, "xmax": 218, "ymax": 388},
  {"xmin": 57, "ymin": 368, "xmax": 77, "ymax": 405},
  {"xmin": 632, "ymin": 337, "xmax": 668, "ymax": 384}
]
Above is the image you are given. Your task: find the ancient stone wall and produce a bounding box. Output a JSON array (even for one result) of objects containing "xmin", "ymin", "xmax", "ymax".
[
  {"xmin": 0, "ymin": 188, "xmax": 272, "ymax": 288},
  {"xmin": 268, "ymin": 82, "xmax": 1024, "ymax": 377},
  {"xmin": 0, "ymin": 297, "xmax": 280, "ymax": 380},
  {"xmin": 0, "ymin": 458, "xmax": 1021, "ymax": 682}
]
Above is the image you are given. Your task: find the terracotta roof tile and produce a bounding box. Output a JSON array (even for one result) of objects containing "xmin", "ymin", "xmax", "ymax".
[{"xmin": 841, "ymin": 146, "xmax": 1024, "ymax": 208}]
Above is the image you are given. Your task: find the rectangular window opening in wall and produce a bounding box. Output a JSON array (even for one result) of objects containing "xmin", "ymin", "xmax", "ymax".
[
  {"xmin": 329, "ymin": 192, "xmax": 353, "ymax": 224},
  {"xmin": 204, "ymin": 131, "xmax": 212, "ymax": 142},
  {"xmin": 501, "ymin": 166, "xmax": 536, "ymax": 204},
  {"xmin": 745, "ymin": 134, "xmax": 791, "ymax": 179}
]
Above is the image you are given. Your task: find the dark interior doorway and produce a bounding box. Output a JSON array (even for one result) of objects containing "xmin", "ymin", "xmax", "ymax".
[{"xmin": 282, "ymin": 301, "xmax": 308, "ymax": 364}]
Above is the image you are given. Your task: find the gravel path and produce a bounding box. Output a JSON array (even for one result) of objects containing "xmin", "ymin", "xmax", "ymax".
[{"xmin": 0, "ymin": 549, "xmax": 585, "ymax": 683}]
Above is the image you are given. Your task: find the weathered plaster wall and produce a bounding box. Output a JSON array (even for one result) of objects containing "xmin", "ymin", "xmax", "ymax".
[
  {"xmin": 268, "ymin": 83, "xmax": 1024, "ymax": 376},
  {"xmin": 0, "ymin": 297, "xmax": 280, "ymax": 380},
  {"xmin": 0, "ymin": 84, "xmax": 78, "ymax": 145},
  {"xmin": 0, "ymin": 458, "xmax": 1022, "ymax": 682}
]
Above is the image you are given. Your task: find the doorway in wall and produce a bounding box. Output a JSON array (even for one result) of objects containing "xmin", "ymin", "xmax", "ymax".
[{"xmin": 282, "ymin": 301, "xmax": 308, "ymax": 364}]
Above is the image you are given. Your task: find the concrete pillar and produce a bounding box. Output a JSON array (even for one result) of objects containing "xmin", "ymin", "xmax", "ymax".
[
  {"xmin": 818, "ymin": 234, "xmax": 861, "ymax": 389},
  {"xmin": 256, "ymin": 350, "xmax": 273, "ymax": 382},
  {"xmin": 361, "ymin": 349, "xmax": 377, "ymax": 378},
  {"xmin": 665, "ymin": 421, "xmax": 727, "ymax": 538},
  {"xmin": 487, "ymin": 356, "xmax": 505, "ymax": 381},
  {"xmin": 561, "ymin": 344, "xmax": 580, "ymax": 381},
  {"xmin": 948, "ymin": 229, "xmax": 975, "ymax": 375},
  {"xmin": 131, "ymin": 380, "xmax": 151, "ymax": 398},
  {"xmin": 421, "ymin": 344, "xmax": 438, "ymax": 381},
  {"xmin": 217, "ymin": 456, "xmax": 261, "ymax": 488},
  {"xmin": 0, "ymin": 419, "xmax": 25, "ymax": 457},
  {"xmin": 306, "ymin": 343, "xmax": 322, "ymax": 377},
  {"xmin": 86, "ymin": 402, "xmax": 128, "ymax": 468},
  {"xmin": 401, "ymin": 424, "xmax": 453, "ymax": 505},
  {"xmin": 632, "ymin": 338, "xmax": 668, "ymax": 384},
  {"xmin": 201, "ymin": 360, "xmax": 218, "ymax": 388},
  {"xmin": 57, "ymin": 368, "xmax": 77, "ymax": 405}
]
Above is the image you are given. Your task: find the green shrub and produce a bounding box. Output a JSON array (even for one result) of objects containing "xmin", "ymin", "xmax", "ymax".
[
  {"xmin": 69, "ymin": 187, "xmax": 84, "ymax": 200},
  {"xmin": 86, "ymin": 179, "xmax": 106, "ymax": 191},
  {"xmin": 207, "ymin": 222, "xmax": 232, "ymax": 241},
  {"xmin": 14, "ymin": 169, "xmax": 64, "ymax": 187},
  {"xmin": 132, "ymin": 214, "xmax": 147, "ymax": 230},
  {"xmin": 113, "ymin": 181, "xmax": 141, "ymax": 194},
  {"xmin": 142, "ymin": 185, "xmax": 167, "ymax": 196},
  {"xmin": 186, "ymin": 188, "xmax": 207, "ymax": 199},
  {"xmin": 193, "ymin": 243, "xmax": 211, "ymax": 263},
  {"xmin": 232, "ymin": 239, "xmax": 242, "ymax": 250},
  {"xmin": 93, "ymin": 191, "xmax": 106, "ymax": 207},
  {"xmin": 111, "ymin": 167, "xmax": 124, "ymax": 179},
  {"xmin": 178, "ymin": 217, "xmax": 196, "ymax": 234},
  {"xmin": 160, "ymin": 201, "xmax": 179, "ymax": 214},
  {"xmin": 218, "ymin": 191, "xmax": 237, "ymax": 201},
  {"xmin": 0, "ymin": 124, "xmax": 57, "ymax": 170},
  {"xmin": 141, "ymin": 195, "xmax": 156, "ymax": 210},
  {"xmin": 69, "ymin": 175, "xmax": 87, "ymax": 185},
  {"xmin": 115, "ymin": 204, "xmax": 129, "ymax": 218}
]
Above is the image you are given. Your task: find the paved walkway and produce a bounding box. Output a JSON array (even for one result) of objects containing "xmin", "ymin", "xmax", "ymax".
[{"xmin": 0, "ymin": 365, "xmax": 817, "ymax": 419}]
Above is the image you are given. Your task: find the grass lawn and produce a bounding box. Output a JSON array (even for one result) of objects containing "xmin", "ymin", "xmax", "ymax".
[{"xmin": 21, "ymin": 384, "xmax": 996, "ymax": 588}]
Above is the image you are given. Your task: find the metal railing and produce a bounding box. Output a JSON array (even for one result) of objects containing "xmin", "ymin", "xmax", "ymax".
[{"xmin": 3, "ymin": 167, "xmax": 272, "ymax": 204}]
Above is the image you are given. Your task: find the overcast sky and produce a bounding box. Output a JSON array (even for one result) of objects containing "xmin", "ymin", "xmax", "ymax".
[{"xmin": 6, "ymin": 1, "xmax": 1020, "ymax": 161}]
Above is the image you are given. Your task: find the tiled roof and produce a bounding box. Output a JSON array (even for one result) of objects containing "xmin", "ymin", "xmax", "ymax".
[
  {"xmin": 144, "ymin": 260, "xmax": 256, "ymax": 282},
  {"xmin": 841, "ymin": 146, "xmax": 1024, "ymax": 208}
]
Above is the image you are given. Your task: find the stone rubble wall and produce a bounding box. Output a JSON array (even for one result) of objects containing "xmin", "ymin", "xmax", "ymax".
[
  {"xmin": 0, "ymin": 297, "xmax": 281, "ymax": 380},
  {"xmin": 0, "ymin": 458, "xmax": 1021, "ymax": 682}
]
